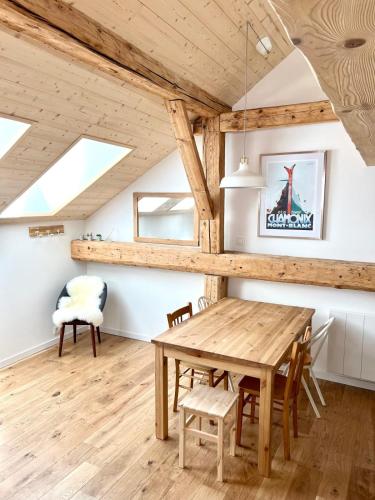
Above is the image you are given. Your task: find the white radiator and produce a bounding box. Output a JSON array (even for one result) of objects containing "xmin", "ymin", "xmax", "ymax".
[{"xmin": 328, "ymin": 310, "xmax": 375, "ymax": 383}]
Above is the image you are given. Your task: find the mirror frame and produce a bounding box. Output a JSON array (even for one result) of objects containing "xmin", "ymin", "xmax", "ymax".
[{"xmin": 133, "ymin": 192, "xmax": 199, "ymax": 246}]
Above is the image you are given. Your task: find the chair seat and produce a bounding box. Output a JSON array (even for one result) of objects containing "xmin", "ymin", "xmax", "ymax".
[
  {"xmin": 179, "ymin": 385, "xmax": 238, "ymax": 418},
  {"xmin": 239, "ymin": 374, "xmax": 297, "ymax": 401}
]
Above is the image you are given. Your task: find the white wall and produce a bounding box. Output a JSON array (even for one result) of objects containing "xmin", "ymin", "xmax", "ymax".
[
  {"xmin": 0, "ymin": 221, "xmax": 85, "ymax": 366},
  {"xmin": 86, "ymin": 148, "xmax": 204, "ymax": 340},
  {"xmin": 84, "ymin": 49, "xmax": 375, "ymax": 385},
  {"xmin": 225, "ymin": 50, "xmax": 375, "ymax": 381}
]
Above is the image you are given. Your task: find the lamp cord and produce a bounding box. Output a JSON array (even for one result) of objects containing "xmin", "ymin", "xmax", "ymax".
[
  {"xmin": 243, "ymin": 21, "xmax": 248, "ymax": 160},
  {"xmin": 243, "ymin": 21, "xmax": 271, "ymax": 160}
]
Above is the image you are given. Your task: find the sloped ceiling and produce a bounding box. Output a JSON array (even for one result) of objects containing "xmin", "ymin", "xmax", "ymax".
[
  {"xmin": 0, "ymin": 0, "xmax": 293, "ymax": 222},
  {"xmin": 271, "ymin": 0, "xmax": 375, "ymax": 166}
]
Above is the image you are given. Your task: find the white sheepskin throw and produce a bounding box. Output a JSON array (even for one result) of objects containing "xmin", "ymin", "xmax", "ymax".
[{"xmin": 52, "ymin": 275, "xmax": 105, "ymax": 327}]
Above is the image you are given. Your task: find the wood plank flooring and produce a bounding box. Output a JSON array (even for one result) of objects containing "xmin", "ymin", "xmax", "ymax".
[{"xmin": 0, "ymin": 332, "xmax": 374, "ymax": 499}]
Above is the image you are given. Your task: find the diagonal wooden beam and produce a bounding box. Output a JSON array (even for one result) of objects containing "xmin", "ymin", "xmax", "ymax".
[
  {"xmin": 193, "ymin": 100, "xmax": 338, "ymax": 134},
  {"xmin": 0, "ymin": 0, "xmax": 231, "ymax": 117},
  {"xmin": 165, "ymin": 99, "xmax": 213, "ymax": 220}
]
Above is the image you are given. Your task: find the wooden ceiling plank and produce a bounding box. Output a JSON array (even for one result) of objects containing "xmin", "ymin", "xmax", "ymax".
[
  {"xmin": 270, "ymin": 0, "xmax": 375, "ymax": 165},
  {"xmin": 0, "ymin": 46, "xmax": 171, "ymax": 121},
  {"xmin": 0, "ymin": 79, "xmax": 175, "ymax": 143},
  {"xmin": 214, "ymin": 0, "xmax": 290, "ymax": 75},
  {"xmin": 0, "ymin": 57, "xmax": 174, "ymax": 133},
  {"xmin": 0, "ymin": 31, "xmax": 176, "ymax": 120},
  {"xmin": 248, "ymin": 0, "xmax": 292, "ymax": 56},
  {"xmin": 0, "ymin": 93, "xmax": 175, "ymax": 151},
  {"xmin": 1, "ymin": 0, "xmax": 230, "ymax": 116},
  {"xmin": 135, "ymin": 0, "xmax": 245, "ymax": 89},
  {"xmin": 66, "ymin": 0, "xmax": 241, "ymax": 105}
]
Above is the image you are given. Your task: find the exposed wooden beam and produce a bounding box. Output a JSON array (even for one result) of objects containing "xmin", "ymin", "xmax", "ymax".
[
  {"xmin": 270, "ymin": 0, "xmax": 375, "ymax": 166},
  {"xmin": 200, "ymin": 116, "xmax": 225, "ymax": 253},
  {"xmin": 204, "ymin": 275, "xmax": 228, "ymax": 303},
  {"xmin": 200, "ymin": 115, "xmax": 227, "ymax": 300},
  {"xmin": 165, "ymin": 99, "xmax": 213, "ymax": 220},
  {"xmin": 71, "ymin": 240, "xmax": 375, "ymax": 293},
  {"xmin": 0, "ymin": 0, "xmax": 231, "ymax": 117},
  {"xmin": 193, "ymin": 100, "xmax": 338, "ymax": 134}
]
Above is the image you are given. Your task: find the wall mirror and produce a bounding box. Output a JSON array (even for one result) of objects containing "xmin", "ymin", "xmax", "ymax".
[{"xmin": 133, "ymin": 192, "xmax": 199, "ymax": 246}]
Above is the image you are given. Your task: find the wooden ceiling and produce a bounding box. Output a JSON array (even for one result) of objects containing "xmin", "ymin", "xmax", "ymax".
[
  {"xmin": 271, "ymin": 0, "xmax": 375, "ymax": 166},
  {"xmin": 0, "ymin": 0, "xmax": 293, "ymax": 221}
]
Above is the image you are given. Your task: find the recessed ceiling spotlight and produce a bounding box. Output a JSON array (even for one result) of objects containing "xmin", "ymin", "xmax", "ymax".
[{"xmin": 256, "ymin": 36, "xmax": 272, "ymax": 56}]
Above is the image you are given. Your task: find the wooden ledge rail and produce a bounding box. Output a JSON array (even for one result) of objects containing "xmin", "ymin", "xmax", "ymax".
[
  {"xmin": 193, "ymin": 100, "xmax": 338, "ymax": 134},
  {"xmin": 71, "ymin": 240, "xmax": 375, "ymax": 292}
]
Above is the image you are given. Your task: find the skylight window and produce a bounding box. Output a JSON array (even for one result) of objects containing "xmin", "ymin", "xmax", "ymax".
[
  {"xmin": 0, "ymin": 137, "xmax": 132, "ymax": 218},
  {"xmin": 138, "ymin": 197, "xmax": 169, "ymax": 213},
  {"xmin": 170, "ymin": 197, "xmax": 195, "ymax": 211},
  {"xmin": 0, "ymin": 116, "xmax": 31, "ymax": 160}
]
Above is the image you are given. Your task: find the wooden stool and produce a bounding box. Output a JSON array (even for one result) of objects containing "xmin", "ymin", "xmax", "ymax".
[{"xmin": 178, "ymin": 385, "xmax": 238, "ymax": 482}]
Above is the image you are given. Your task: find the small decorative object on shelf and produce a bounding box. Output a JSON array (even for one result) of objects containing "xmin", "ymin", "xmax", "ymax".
[
  {"xmin": 29, "ymin": 225, "xmax": 64, "ymax": 238},
  {"xmin": 80, "ymin": 232, "xmax": 103, "ymax": 241}
]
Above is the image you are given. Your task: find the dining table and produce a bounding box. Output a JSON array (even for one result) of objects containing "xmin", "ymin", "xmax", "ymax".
[{"xmin": 152, "ymin": 297, "xmax": 315, "ymax": 477}]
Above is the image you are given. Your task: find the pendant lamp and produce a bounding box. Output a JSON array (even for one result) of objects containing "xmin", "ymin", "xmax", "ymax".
[{"xmin": 220, "ymin": 22, "xmax": 271, "ymax": 189}]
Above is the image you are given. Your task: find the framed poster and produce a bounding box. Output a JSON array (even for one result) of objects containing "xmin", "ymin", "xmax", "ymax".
[{"xmin": 259, "ymin": 151, "xmax": 326, "ymax": 239}]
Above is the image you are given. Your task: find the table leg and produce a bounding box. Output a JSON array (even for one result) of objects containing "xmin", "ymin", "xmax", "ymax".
[
  {"xmin": 258, "ymin": 367, "xmax": 274, "ymax": 477},
  {"xmin": 155, "ymin": 344, "xmax": 168, "ymax": 439}
]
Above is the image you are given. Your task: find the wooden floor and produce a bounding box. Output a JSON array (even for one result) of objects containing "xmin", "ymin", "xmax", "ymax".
[{"xmin": 0, "ymin": 333, "xmax": 374, "ymax": 499}]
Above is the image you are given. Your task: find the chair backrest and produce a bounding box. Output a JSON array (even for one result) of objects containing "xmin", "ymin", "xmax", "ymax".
[
  {"xmin": 308, "ymin": 317, "xmax": 335, "ymax": 365},
  {"xmin": 56, "ymin": 280, "xmax": 108, "ymax": 311},
  {"xmin": 197, "ymin": 296, "xmax": 214, "ymax": 312},
  {"xmin": 284, "ymin": 332, "xmax": 310, "ymax": 401},
  {"xmin": 167, "ymin": 302, "xmax": 193, "ymax": 328}
]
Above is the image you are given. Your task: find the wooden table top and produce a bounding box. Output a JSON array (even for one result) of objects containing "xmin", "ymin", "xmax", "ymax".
[{"xmin": 153, "ymin": 298, "xmax": 315, "ymax": 369}]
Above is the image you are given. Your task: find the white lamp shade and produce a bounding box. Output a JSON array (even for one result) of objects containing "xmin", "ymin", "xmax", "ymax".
[{"xmin": 220, "ymin": 156, "xmax": 266, "ymax": 189}]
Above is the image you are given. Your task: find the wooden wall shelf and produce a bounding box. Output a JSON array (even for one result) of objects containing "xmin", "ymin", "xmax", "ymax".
[{"xmin": 71, "ymin": 240, "xmax": 375, "ymax": 293}]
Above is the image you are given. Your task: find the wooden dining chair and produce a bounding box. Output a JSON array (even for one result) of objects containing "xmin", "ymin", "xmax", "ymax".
[
  {"xmin": 167, "ymin": 303, "xmax": 229, "ymax": 412},
  {"xmin": 236, "ymin": 334, "xmax": 309, "ymax": 460},
  {"xmin": 197, "ymin": 296, "xmax": 214, "ymax": 311},
  {"xmin": 301, "ymin": 317, "xmax": 335, "ymax": 418},
  {"xmin": 279, "ymin": 319, "xmax": 335, "ymax": 418}
]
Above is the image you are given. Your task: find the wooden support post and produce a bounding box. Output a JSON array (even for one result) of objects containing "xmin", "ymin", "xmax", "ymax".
[
  {"xmin": 200, "ymin": 116, "xmax": 225, "ymax": 254},
  {"xmin": 205, "ymin": 275, "xmax": 228, "ymax": 303},
  {"xmin": 165, "ymin": 100, "xmax": 213, "ymax": 220},
  {"xmin": 200, "ymin": 116, "xmax": 227, "ymax": 301}
]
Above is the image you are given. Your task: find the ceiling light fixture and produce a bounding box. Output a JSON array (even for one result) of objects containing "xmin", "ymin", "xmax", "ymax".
[{"xmin": 220, "ymin": 22, "xmax": 271, "ymax": 189}]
